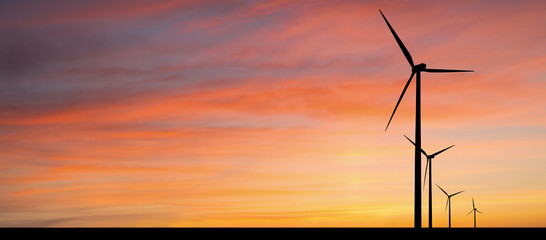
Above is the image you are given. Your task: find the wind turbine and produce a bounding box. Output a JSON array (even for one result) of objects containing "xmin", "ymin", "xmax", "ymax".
[
  {"xmin": 404, "ymin": 135, "xmax": 454, "ymax": 228},
  {"xmin": 379, "ymin": 9, "xmax": 473, "ymax": 228},
  {"xmin": 437, "ymin": 184, "xmax": 463, "ymax": 228},
  {"xmin": 467, "ymin": 197, "xmax": 483, "ymax": 228}
]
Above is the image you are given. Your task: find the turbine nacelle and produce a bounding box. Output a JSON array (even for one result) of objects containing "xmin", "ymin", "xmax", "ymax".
[{"xmin": 412, "ymin": 63, "xmax": 427, "ymax": 72}]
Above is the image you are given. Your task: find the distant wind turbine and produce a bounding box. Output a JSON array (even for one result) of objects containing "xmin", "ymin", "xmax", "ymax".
[
  {"xmin": 467, "ymin": 197, "xmax": 483, "ymax": 228},
  {"xmin": 404, "ymin": 135, "xmax": 454, "ymax": 228},
  {"xmin": 379, "ymin": 8, "xmax": 473, "ymax": 228},
  {"xmin": 437, "ymin": 184, "xmax": 463, "ymax": 228}
]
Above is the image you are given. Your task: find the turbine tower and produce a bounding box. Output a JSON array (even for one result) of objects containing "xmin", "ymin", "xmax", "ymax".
[
  {"xmin": 437, "ymin": 185, "xmax": 463, "ymax": 228},
  {"xmin": 404, "ymin": 135, "xmax": 454, "ymax": 228},
  {"xmin": 379, "ymin": 9, "xmax": 473, "ymax": 228},
  {"xmin": 467, "ymin": 197, "xmax": 483, "ymax": 228}
]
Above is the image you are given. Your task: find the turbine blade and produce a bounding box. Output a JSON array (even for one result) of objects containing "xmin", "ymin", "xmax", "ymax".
[
  {"xmin": 385, "ymin": 72, "xmax": 415, "ymax": 131},
  {"xmin": 467, "ymin": 209, "xmax": 474, "ymax": 215},
  {"xmin": 445, "ymin": 198, "xmax": 449, "ymax": 212},
  {"xmin": 423, "ymin": 157, "xmax": 429, "ymax": 190},
  {"xmin": 403, "ymin": 134, "xmax": 428, "ymax": 156},
  {"xmin": 423, "ymin": 68, "xmax": 474, "ymax": 73},
  {"xmin": 473, "ymin": 197, "xmax": 475, "ymax": 208},
  {"xmin": 431, "ymin": 145, "xmax": 455, "ymax": 158},
  {"xmin": 379, "ymin": 9, "xmax": 414, "ymax": 67},
  {"xmin": 404, "ymin": 134, "xmax": 415, "ymax": 145},
  {"xmin": 451, "ymin": 190, "xmax": 464, "ymax": 197},
  {"xmin": 477, "ymin": 210, "xmax": 483, "ymax": 214},
  {"xmin": 437, "ymin": 184, "xmax": 448, "ymax": 196}
]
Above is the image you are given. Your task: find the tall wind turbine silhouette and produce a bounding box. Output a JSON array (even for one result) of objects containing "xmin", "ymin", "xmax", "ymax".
[
  {"xmin": 467, "ymin": 197, "xmax": 483, "ymax": 228},
  {"xmin": 404, "ymin": 135, "xmax": 454, "ymax": 228},
  {"xmin": 437, "ymin": 184, "xmax": 463, "ymax": 228},
  {"xmin": 379, "ymin": 9, "xmax": 473, "ymax": 228}
]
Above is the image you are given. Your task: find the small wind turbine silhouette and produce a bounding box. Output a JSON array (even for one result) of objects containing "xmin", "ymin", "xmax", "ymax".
[
  {"xmin": 404, "ymin": 135, "xmax": 454, "ymax": 228},
  {"xmin": 379, "ymin": 9, "xmax": 473, "ymax": 228},
  {"xmin": 467, "ymin": 197, "xmax": 483, "ymax": 228},
  {"xmin": 437, "ymin": 184, "xmax": 463, "ymax": 228}
]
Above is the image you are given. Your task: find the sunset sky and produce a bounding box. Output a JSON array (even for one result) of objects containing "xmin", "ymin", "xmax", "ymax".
[{"xmin": 1, "ymin": 0, "xmax": 545, "ymax": 227}]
